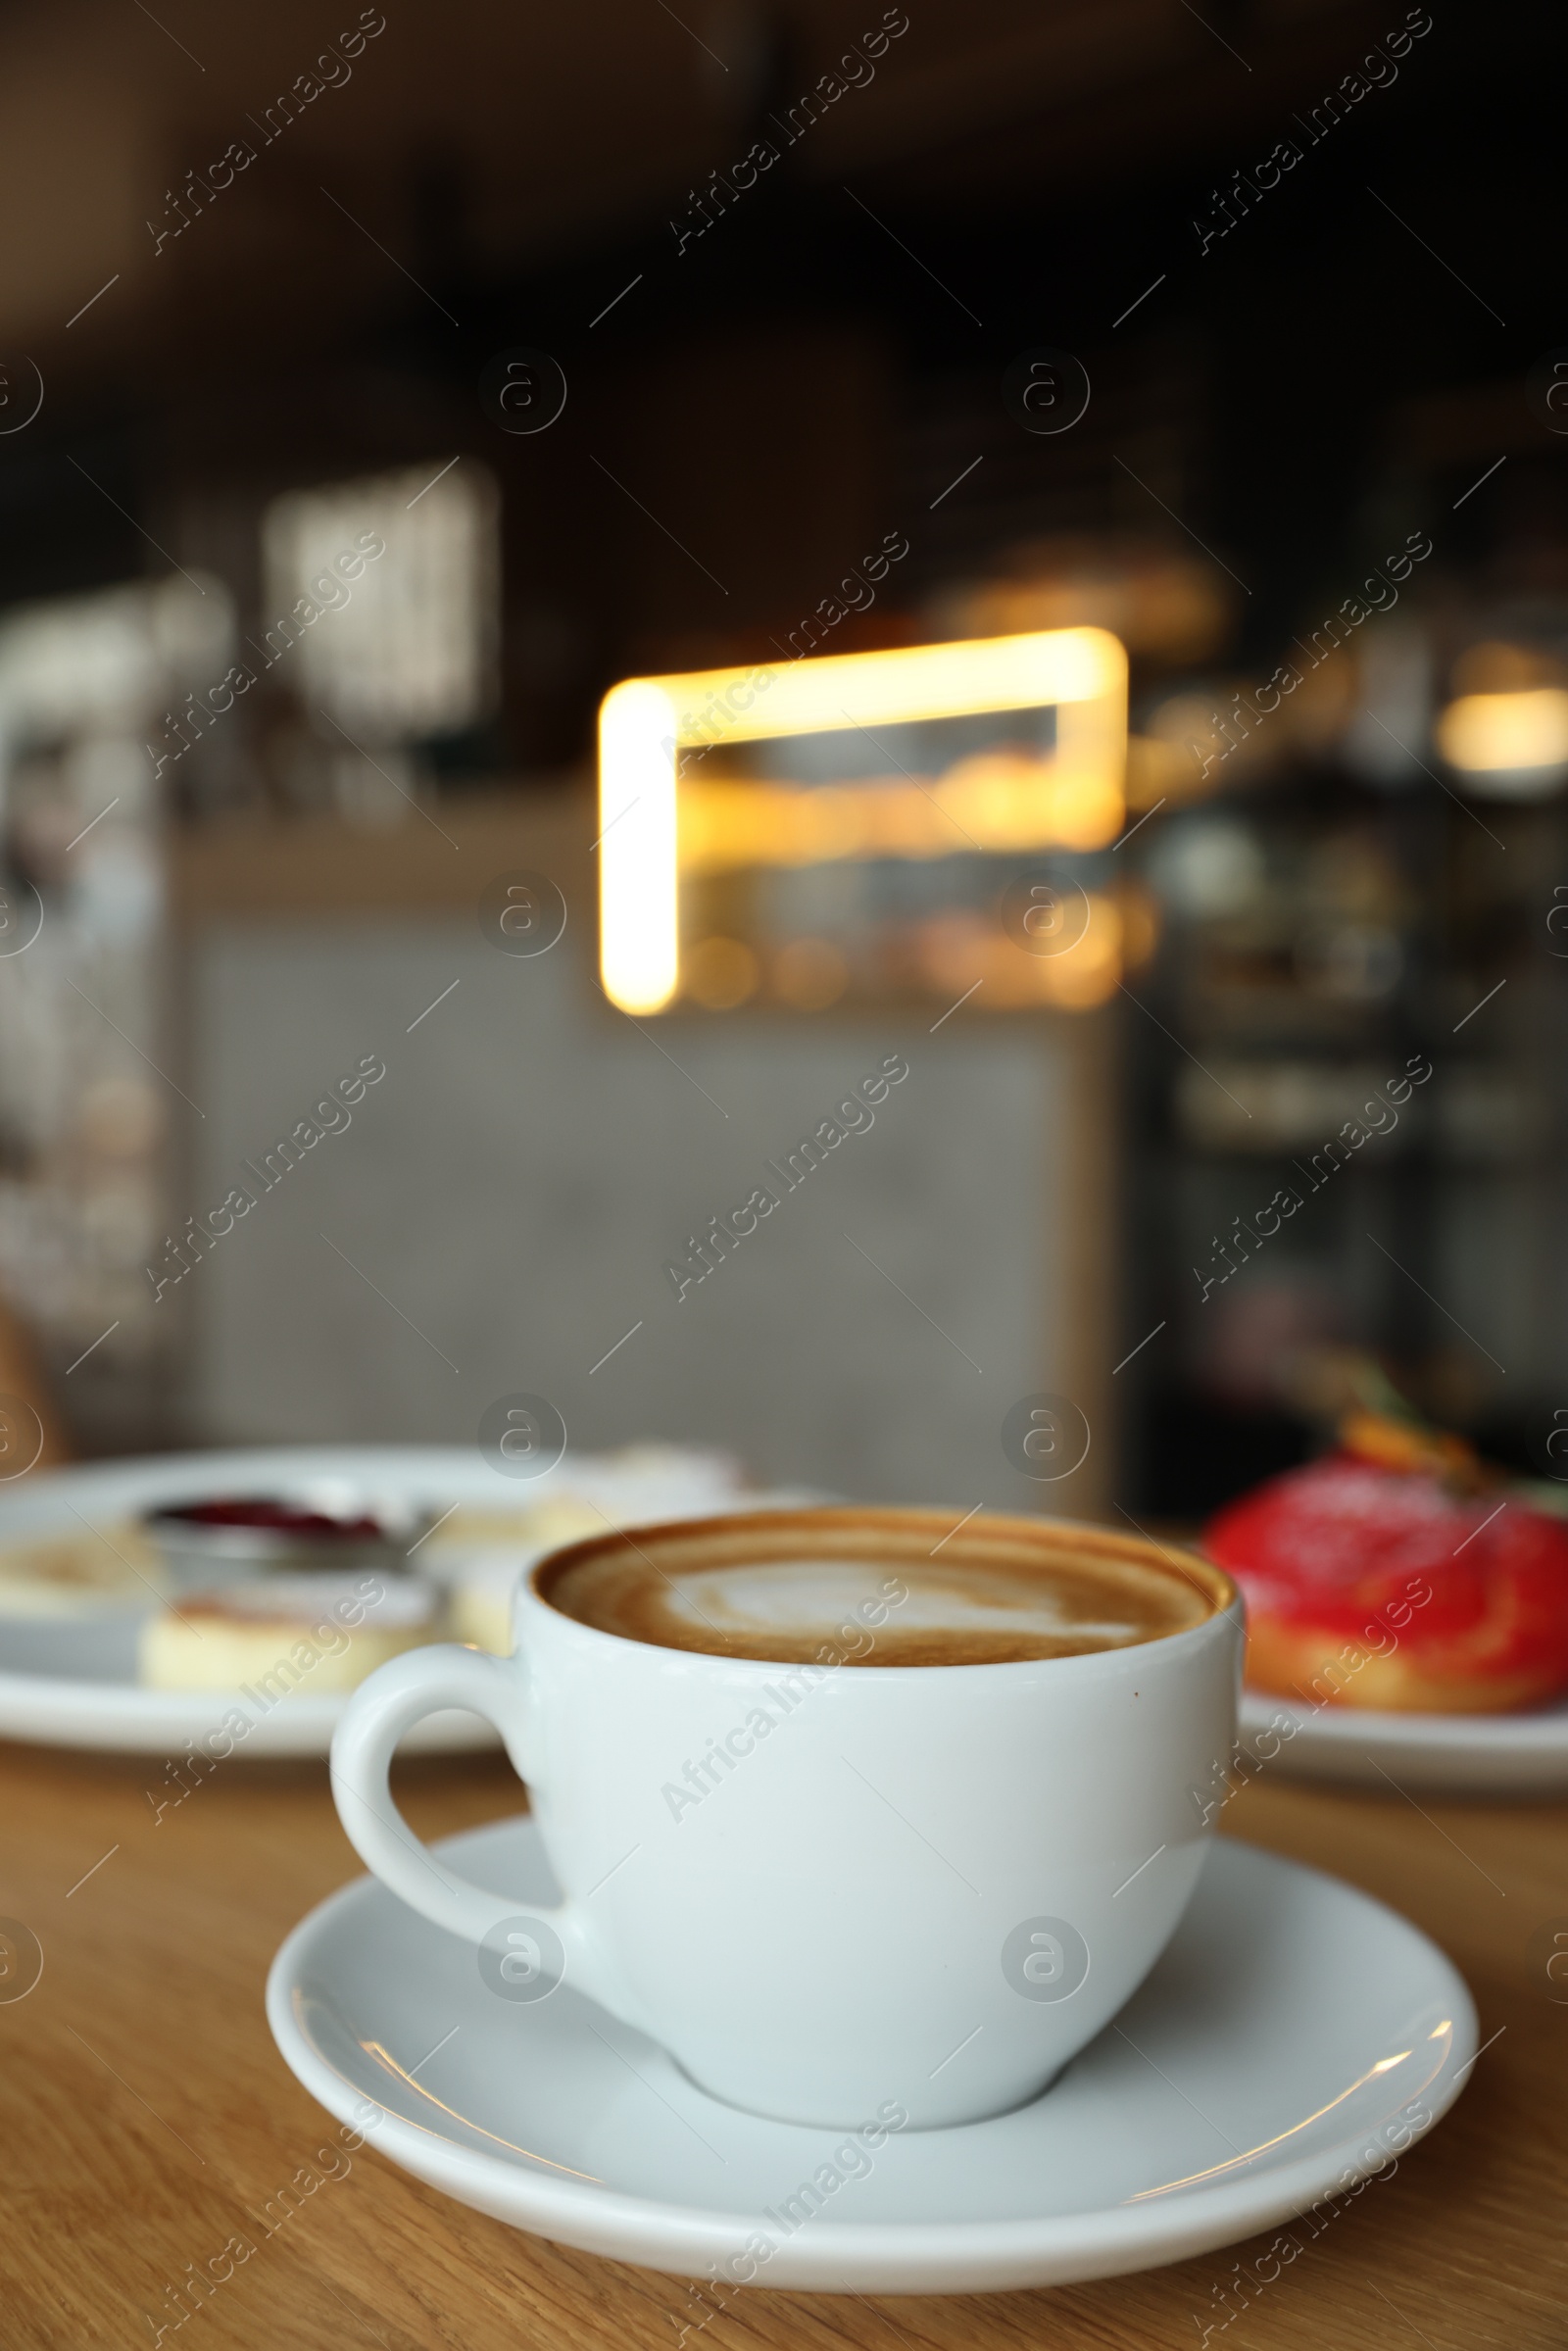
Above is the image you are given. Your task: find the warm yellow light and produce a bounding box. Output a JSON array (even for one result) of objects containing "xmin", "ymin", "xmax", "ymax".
[
  {"xmin": 663, "ymin": 628, "xmax": 1123, "ymax": 744},
  {"xmin": 1437, "ymin": 687, "xmax": 1568, "ymax": 789},
  {"xmin": 597, "ymin": 629, "xmax": 1126, "ymax": 1011},
  {"xmin": 914, "ymin": 895, "xmax": 1123, "ymax": 1009},
  {"xmin": 772, "ymin": 937, "xmax": 849, "ymax": 1010},
  {"xmin": 683, "ymin": 936, "xmax": 760, "ymax": 1009},
  {"xmin": 678, "ymin": 756, "xmax": 1122, "ymax": 873},
  {"xmin": 598, "ymin": 680, "xmax": 679, "ymax": 1012}
]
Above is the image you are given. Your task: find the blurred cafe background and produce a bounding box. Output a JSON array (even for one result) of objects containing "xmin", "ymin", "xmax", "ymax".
[{"xmin": 0, "ymin": 0, "xmax": 1564, "ymax": 1524}]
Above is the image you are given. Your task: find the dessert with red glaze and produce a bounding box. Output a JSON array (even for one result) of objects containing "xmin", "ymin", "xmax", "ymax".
[{"xmin": 1203, "ymin": 1402, "xmax": 1568, "ymax": 1714}]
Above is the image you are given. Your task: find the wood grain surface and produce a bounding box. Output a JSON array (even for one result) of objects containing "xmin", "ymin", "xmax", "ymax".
[{"xmin": 1, "ymin": 1736, "xmax": 1561, "ymax": 2350}]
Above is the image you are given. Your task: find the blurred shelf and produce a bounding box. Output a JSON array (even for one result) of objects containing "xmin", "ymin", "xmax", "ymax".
[{"xmin": 168, "ymin": 786, "xmax": 592, "ymax": 921}]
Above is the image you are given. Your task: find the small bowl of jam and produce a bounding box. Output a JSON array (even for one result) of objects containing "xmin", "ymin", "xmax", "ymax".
[{"xmin": 143, "ymin": 1487, "xmax": 433, "ymax": 1591}]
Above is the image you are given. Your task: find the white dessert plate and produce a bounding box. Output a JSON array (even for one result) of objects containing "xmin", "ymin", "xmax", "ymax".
[
  {"xmin": 1238, "ymin": 1686, "xmax": 1568, "ymax": 1797},
  {"xmin": 267, "ymin": 1816, "xmax": 1475, "ymax": 2293},
  {"xmin": 0, "ymin": 1445, "xmax": 747, "ymax": 1758}
]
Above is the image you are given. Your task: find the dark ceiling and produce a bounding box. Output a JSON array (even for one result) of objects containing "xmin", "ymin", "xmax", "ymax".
[{"xmin": 1, "ymin": 0, "xmax": 1561, "ymax": 766}]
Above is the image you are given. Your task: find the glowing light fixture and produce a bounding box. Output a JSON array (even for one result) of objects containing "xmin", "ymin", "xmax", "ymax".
[
  {"xmin": 1436, "ymin": 687, "xmax": 1568, "ymax": 798},
  {"xmin": 598, "ymin": 680, "xmax": 680, "ymax": 1013},
  {"xmin": 598, "ymin": 628, "xmax": 1127, "ymax": 1012}
]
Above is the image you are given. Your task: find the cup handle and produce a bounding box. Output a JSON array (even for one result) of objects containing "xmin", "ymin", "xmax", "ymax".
[{"xmin": 329, "ymin": 1644, "xmax": 590, "ymax": 1980}]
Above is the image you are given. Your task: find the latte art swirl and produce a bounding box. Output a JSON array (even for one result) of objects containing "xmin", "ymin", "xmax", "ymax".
[{"xmin": 541, "ymin": 1515, "xmax": 1219, "ymax": 1666}]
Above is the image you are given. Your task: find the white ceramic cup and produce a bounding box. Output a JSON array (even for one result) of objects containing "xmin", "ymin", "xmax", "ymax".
[{"xmin": 330, "ymin": 1507, "xmax": 1242, "ymax": 2130}]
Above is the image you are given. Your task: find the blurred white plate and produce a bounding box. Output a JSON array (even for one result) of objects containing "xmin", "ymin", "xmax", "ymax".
[
  {"xmin": 0, "ymin": 1445, "xmax": 750, "ymax": 1758},
  {"xmin": 1238, "ymin": 1686, "xmax": 1568, "ymax": 1796}
]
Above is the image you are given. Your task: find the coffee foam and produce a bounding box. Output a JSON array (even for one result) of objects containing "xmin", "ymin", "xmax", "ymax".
[{"xmin": 543, "ymin": 1523, "xmax": 1217, "ymax": 1666}]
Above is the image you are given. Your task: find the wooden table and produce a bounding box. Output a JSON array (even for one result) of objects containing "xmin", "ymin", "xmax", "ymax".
[{"xmin": 2, "ymin": 1737, "xmax": 1562, "ymax": 2350}]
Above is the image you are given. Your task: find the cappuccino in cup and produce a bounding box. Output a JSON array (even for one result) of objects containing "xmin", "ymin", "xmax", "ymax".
[
  {"xmin": 332, "ymin": 1507, "xmax": 1240, "ymax": 2129},
  {"xmin": 543, "ymin": 1515, "xmax": 1215, "ymax": 1667}
]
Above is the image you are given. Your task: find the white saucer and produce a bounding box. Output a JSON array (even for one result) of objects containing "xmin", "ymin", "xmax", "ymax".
[
  {"xmin": 1239, "ymin": 1686, "xmax": 1568, "ymax": 1796},
  {"xmin": 0, "ymin": 1446, "xmax": 745, "ymax": 1758},
  {"xmin": 267, "ymin": 1817, "xmax": 1476, "ymax": 2293}
]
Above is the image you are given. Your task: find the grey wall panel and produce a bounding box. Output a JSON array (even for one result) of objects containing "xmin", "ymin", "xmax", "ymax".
[{"xmin": 184, "ymin": 922, "xmax": 1079, "ymax": 1509}]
